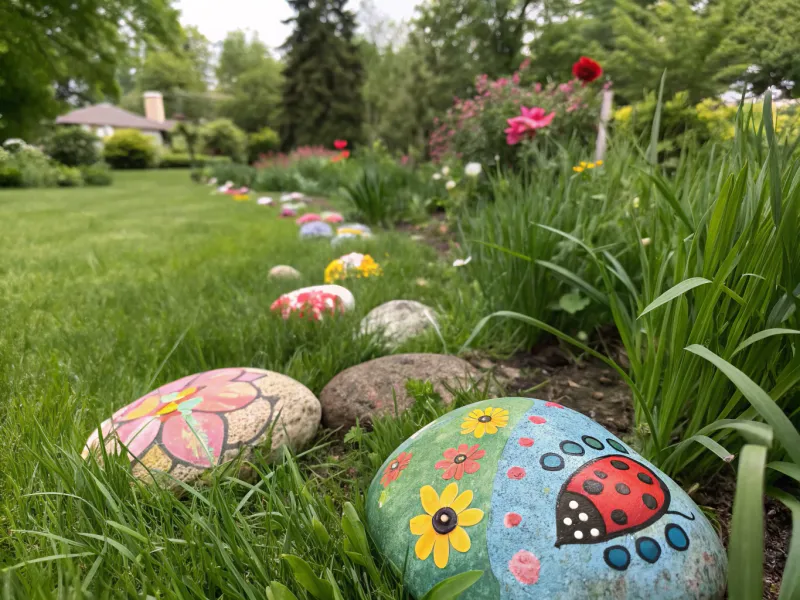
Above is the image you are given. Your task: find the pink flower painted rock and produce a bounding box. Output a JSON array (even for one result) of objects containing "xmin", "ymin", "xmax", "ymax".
[
  {"xmin": 296, "ymin": 213, "xmax": 321, "ymax": 225},
  {"xmin": 82, "ymin": 368, "xmax": 320, "ymax": 486},
  {"xmin": 321, "ymin": 211, "xmax": 344, "ymax": 223},
  {"xmin": 270, "ymin": 285, "xmax": 355, "ymax": 321}
]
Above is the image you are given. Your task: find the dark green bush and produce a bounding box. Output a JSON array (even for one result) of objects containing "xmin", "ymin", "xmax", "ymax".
[
  {"xmin": 81, "ymin": 162, "xmax": 113, "ymax": 186},
  {"xmin": 200, "ymin": 119, "xmax": 247, "ymax": 162},
  {"xmin": 159, "ymin": 153, "xmax": 233, "ymax": 169},
  {"xmin": 103, "ymin": 129, "xmax": 157, "ymax": 169},
  {"xmin": 247, "ymin": 127, "xmax": 280, "ymax": 163},
  {"xmin": 56, "ymin": 165, "xmax": 83, "ymax": 187},
  {"xmin": 43, "ymin": 127, "xmax": 100, "ymax": 167},
  {"xmin": 0, "ymin": 165, "xmax": 23, "ymax": 187}
]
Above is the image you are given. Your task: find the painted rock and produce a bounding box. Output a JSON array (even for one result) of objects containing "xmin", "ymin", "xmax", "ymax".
[
  {"xmin": 296, "ymin": 213, "xmax": 321, "ymax": 225},
  {"xmin": 360, "ymin": 300, "xmax": 438, "ymax": 349},
  {"xmin": 281, "ymin": 208, "xmax": 297, "ymax": 218},
  {"xmin": 299, "ymin": 221, "xmax": 333, "ymax": 239},
  {"xmin": 280, "ymin": 192, "xmax": 305, "ymax": 203},
  {"xmin": 324, "ymin": 252, "xmax": 382, "ymax": 283},
  {"xmin": 321, "ymin": 211, "xmax": 344, "ymax": 223},
  {"xmin": 268, "ymin": 265, "xmax": 301, "ymax": 279},
  {"xmin": 82, "ymin": 368, "xmax": 321, "ymax": 486},
  {"xmin": 319, "ymin": 354, "xmax": 482, "ymax": 430},
  {"xmin": 367, "ymin": 398, "xmax": 727, "ymax": 600},
  {"xmin": 271, "ymin": 284, "xmax": 354, "ymax": 320},
  {"xmin": 337, "ymin": 223, "xmax": 372, "ymax": 236},
  {"xmin": 257, "ymin": 196, "xmax": 274, "ymax": 206}
]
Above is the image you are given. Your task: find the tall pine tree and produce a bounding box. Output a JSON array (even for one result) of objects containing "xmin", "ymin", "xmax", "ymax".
[{"xmin": 281, "ymin": 0, "xmax": 364, "ymax": 149}]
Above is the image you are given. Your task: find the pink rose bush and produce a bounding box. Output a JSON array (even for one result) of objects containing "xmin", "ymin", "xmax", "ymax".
[{"xmin": 429, "ymin": 59, "xmax": 602, "ymax": 168}]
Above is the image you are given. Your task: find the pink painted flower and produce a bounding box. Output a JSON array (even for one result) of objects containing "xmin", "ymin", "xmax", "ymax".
[
  {"xmin": 296, "ymin": 213, "xmax": 321, "ymax": 225},
  {"xmin": 504, "ymin": 512, "xmax": 522, "ymax": 528},
  {"xmin": 518, "ymin": 437, "xmax": 534, "ymax": 447},
  {"xmin": 509, "ymin": 550, "xmax": 541, "ymax": 585},
  {"xmin": 507, "ymin": 466, "xmax": 526, "ymax": 480},
  {"xmin": 435, "ymin": 443, "xmax": 485, "ymax": 480},
  {"xmin": 270, "ymin": 291, "xmax": 345, "ymax": 321},
  {"xmin": 83, "ymin": 369, "xmax": 267, "ymax": 469},
  {"xmin": 545, "ymin": 402, "xmax": 564, "ymax": 409},
  {"xmin": 528, "ymin": 416, "xmax": 546, "ymax": 424},
  {"xmin": 504, "ymin": 106, "xmax": 556, "ymax": 146}
]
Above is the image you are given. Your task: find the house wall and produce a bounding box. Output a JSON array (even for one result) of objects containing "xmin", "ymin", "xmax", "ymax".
[{"xmin": 80, "ymin": 125, "xmax": 164, "ymax": 146}]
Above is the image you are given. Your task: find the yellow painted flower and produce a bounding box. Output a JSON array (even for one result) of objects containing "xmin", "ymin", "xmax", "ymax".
[
  {"xmin": 579, "ymin": 161, "xmax": 587, "ymax": 167},
  {"xmin": 410, "ymin": 483, "xmax": 484, "ymax": 569},
  {"xmin": 461, "ymin": 406, "xmax": 509, "ymax": 438},
  {"xmin": 596, "ymin": 160, "xmax": 604, "ymax": 166},
  {"xmin": 324, "ymin": 259, "xmax": 346, "ymax": 283},
  {"xmin": 572, "ymin": 166, "xmax": 584, "ymax": 173},
  {"xmin": 586, "ymin": 163, "xmax": 596, "ymax": 169},
  {"xmin": 233, "ymin": 194, "xmax": 249, "ymax": 201}
]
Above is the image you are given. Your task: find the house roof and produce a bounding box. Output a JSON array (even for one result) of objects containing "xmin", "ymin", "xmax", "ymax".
[{"xmin": 55, "ymin": 103, "xmax": 175, "ymax": 132}]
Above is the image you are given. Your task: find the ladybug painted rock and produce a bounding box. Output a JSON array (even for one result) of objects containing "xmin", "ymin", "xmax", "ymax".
[{"xmin": 366, "ymin": 398, "xmax": 726, "ymax": 599}]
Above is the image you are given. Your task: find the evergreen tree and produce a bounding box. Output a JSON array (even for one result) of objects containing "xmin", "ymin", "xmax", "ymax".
[{"xmin": 281, "ymin": 0, "xmax": 364, "ymax": 149}]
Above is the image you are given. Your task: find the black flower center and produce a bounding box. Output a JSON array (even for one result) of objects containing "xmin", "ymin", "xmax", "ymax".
[
  {"xmin": 478, "ymin": 415, "xmax": 492, "ymax": 423},
  {"xmin": 390, "ymin": 461, "xmax": 399, "ymax": 470},
  {"xmin": 432, "ymin": 507, "xmax": 458, "ymax": 534},
  {"xmin": 453, "ymin": 454, "xmax": 467, "ymax": 464}
]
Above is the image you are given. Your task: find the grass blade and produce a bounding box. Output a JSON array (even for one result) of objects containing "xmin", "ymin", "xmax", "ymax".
[
  {"xmin": 733, "ymin": 328, "xmax": 800, "ymax": 356},
  {"xmin": 638, "ymin": 278, "xmax": 711, "ymax": 318}
]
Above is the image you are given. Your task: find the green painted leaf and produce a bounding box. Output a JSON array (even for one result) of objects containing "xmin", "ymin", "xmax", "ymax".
[
  {"xmin": 421, "ymin": 571, "xmax": 484, "ymax": 600},
  {"xmin": 639, "ymin": 278, "xmax": 711, "ymax": 318},
  {"xmin": 558, "ymin": 292, "xmax": 591, "ymax": 315}
]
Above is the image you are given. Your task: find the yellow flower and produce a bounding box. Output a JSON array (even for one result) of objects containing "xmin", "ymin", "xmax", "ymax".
[
  {"xmin": 596, "ymin": 160, "xmax": 604, "ymax": 166},
  {"xmin": 572, "ymin": 166, "xmax": 584, "ymax": 173},
  {"xmin": 586, "ymin": 163, "xmax": 596, "ymax": 169},
  {"xmin": 461, "ymin": 406, "xmax": 509, "ymax": 438},
  {"xmin": 356, "ymin": 255, "xmax": 382, "ymax": 278},
  {"xmin": 410, "ymin": 483, "xmax": 484, "ymax": 569},
  {"xmin": 324, "ymin": 259, "xmax": 346, "ymax": 283},
  {"xmin": 579, "ymin": 161, "xmax": 587, "ymax": 167}
]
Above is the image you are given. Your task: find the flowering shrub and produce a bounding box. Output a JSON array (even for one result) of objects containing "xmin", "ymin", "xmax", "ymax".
[{"xmin": 428, "ymin": 59, "xmax": 603, "ymax": 168}]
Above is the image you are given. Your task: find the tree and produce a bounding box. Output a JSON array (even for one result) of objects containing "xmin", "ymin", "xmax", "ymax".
[
  {"xmin": 608, "ymin": 0, "xmax": 749, "ymax": 104},
  {"xmin": 0, "ymin": 0, "xmax": 180, "ymax": 140},
  {"xmin": 281, "ymin": 0, "xmax": 365, "ymax": 149},
  {"xmin": 737, "ymin": 0, "xmax": 800, "ymax": 97},
  {"xmin": 216, "ymin": 31, "xmax": 283, "ymax": 133}
]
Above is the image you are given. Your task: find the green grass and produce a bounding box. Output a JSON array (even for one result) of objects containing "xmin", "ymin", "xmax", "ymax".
[{"xmin": 0, "ymin": 170, "xmax": 486, "ymax": 597}]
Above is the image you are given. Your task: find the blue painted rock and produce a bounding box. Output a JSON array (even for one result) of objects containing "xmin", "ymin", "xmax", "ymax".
[
  {"xmin": 367, "ymin": 398, "xmax": 726, "ymax": 599},
  {"xmin": 299, "ymin": 221, "xmax": 333, "ymax": 239}
]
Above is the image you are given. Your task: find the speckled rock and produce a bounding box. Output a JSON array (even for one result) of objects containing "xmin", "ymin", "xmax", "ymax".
[
  {"xmin": 360, "ymin": 300, "xmax": 438, "ymax": 349},
  {"xmin": 366, "ymin": 398, "xmax": 727, "ymax": 600},
  {"xmin": 319, "ymin": 354, "xmax": 481, "ymax": 430},
  {"xmin": 82, "ymin": 368, "xmax": 321, "ymax": 486},
  {"xmin": 268, "ymin": 265, "xmax": 301, "ymax": 279}
]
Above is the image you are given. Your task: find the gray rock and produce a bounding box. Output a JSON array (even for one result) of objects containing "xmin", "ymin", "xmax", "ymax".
[
  {"xmin": 320, "ymin": 354, "xmax": 482, "ymax": 430},
  {"xmin": 269, "ymin": 265, "xmax": 301, "ymax": 279},
  {"xmin": 360, "ymin": 300, "xmax": 437, "ymax": 349}
]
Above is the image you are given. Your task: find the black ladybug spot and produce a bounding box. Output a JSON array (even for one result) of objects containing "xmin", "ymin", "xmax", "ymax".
[
  {"xmin": 615, "ymin": 483, "xmax": 631, "ymax": 495},
  {"xmin": 594, "ymin": 470, "xmax": 608, "ymax": 479},
  {"xmin": 637, "ymin": 472, "xmax": 654, "ymax": 485},
  {"xmin": 610, "ymin": 460, "xmax": 629, "ymax": 470},
  {"xmin": 583, "ymin": 479, "xmax": 604, "ymax": 495},
  {"xmin": 642, "ymin": 494, "xmax": 658, "ymax": 510},
  {"xmin": 611, "ymin": 509, "xmax": 628, "ymax": 525}
]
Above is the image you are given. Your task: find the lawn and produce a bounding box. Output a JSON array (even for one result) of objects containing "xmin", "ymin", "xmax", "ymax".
[{"xmin": 0, "ymin": 170, "xmax": 485, "ymax": 597}]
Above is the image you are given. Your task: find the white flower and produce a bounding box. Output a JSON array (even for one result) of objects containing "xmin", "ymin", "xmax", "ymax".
[
  {"xmin": 446, "ymin": 180, "xmax": 456, "ymax": 191},
  {"xmin": 442, "ymin": 166, "xmax": 450, "ymax": 176},
  {"xmin": 641, "ymin": 237, "xmax": 651, "ymax": 247},
  {"xmin": 225, "ymin": 181, "xmax": 234, "ymax": 187},
  {"xmin": 257, "ymin": 197, "xmax": 273, "ymax": 205},
  {"xmin": 465, "ymin": 162, "xmax": 482, "ymax": 177},
  {"xmin": 632, "ymin": 197, "xmax": 640, "ymax": 209},
  {"xmin": 453, "ymin": 256, "xmax": 472, "ymax": 267},
  {"xmin": 494, "ymin": 154, "xmax": 500, "ymax": 161},
  {"xmin": 577, "ymin": 331, "xmax": 589, "ymax": 342},
  {"xmin": 432, "ymin": 173, "xmax": 442, "ymax": 181}
]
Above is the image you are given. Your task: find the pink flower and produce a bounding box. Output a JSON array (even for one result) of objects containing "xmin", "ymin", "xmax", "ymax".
[
  {"xmin": 512, "ymin": 72, "xmax": 521, "ymax": 85},
  {"xmin": 83, "ymin": 369, "xmax": 268, "ymax": 469},
  {"xmin": 534, "ymin": 83, "xmax": 542, "ymax": 93},
  {"xmin": 507, "ymin": 466, "xmax": 526, "ymax": 480},
  {"xmin": 504, "ymin": 512, "xmax": 523, "ymax": 528},
  {"xmin": 504, "ymin": 106, "xmax": 556, "ymax": 145},
  {"xmin": 509, "ymin": 550, "xmax": 541, "ymax": 585},
  {"xmin": 271, "ymin": 291, "xmax": 345, "ymax": 321},
  {"xmin": 519, "ymin": 58, "xmax": 531, "ymax": 71},
  {"xmin": 296, "ymin": 213, "xmax": 321, "ymax": 225}
]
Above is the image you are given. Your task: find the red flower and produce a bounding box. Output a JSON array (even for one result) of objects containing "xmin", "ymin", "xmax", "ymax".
[
  {"xmin": 334, "ymin": 139, "xmax": 348, "ymax": 150},
  {"xmin": 572, "ymin": 56, "xmax": 602, "ymax": 83},
  {"xmin": 435, "ymin": 443, "xmax": 485, "ymax": 480},
  {"xmin": 381, "ymin": 451, "xmax": 412, "ymax": 487},
  {"xmin": 505, "ymin": 106, "xmax": 556, "ymax": 145}
]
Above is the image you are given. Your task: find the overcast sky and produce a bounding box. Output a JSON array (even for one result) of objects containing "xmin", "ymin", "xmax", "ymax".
[{"xmin": 176, "ymin": 0, "xmax": 420, "ymax": 51}]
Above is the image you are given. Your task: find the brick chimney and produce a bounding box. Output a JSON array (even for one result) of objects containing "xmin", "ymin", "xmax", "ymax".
[{"xmin": 143, "ymin": 91, "xmax": 165, "ymax": 123}]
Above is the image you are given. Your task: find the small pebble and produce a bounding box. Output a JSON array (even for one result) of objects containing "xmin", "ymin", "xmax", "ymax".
[
  {"xmin": 591, "ymin": 391, "xmax": 605, "ymax": 400},
  {"xmin": 598, "ymin": 376, "xmax": 613, "ymax": 385}
]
